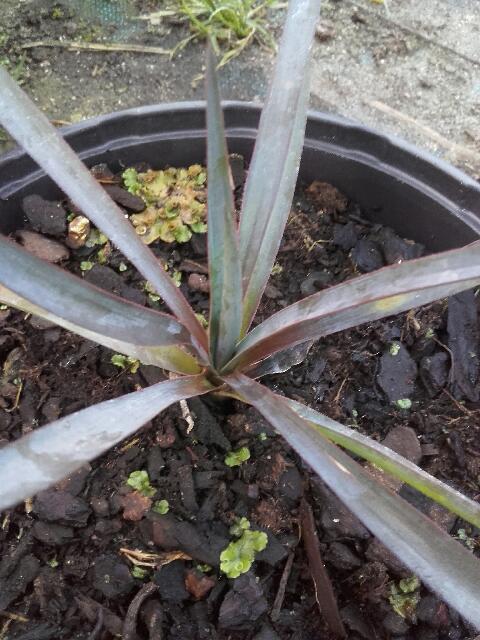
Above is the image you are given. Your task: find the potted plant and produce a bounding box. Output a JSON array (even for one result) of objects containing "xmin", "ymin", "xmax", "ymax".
[{"xmin": 0, "ymin": 0, "xmax": 479, "ymax": 637}]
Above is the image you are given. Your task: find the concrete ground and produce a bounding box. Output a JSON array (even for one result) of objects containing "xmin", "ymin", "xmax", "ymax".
[{"xmin": 0, "ymin": 0, "xmax": 479, "ymax": 176}]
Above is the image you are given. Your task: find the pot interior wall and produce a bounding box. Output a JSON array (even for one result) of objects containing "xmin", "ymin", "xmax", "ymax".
[{"xmin": 1, "ymin": 103, "xmax": 479, "ymax": 250}]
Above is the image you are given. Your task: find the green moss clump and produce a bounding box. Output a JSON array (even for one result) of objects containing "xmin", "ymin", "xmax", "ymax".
[
  {"xmin": 126, "ymin": 470, "xmax": 156, "ymax": 498},
  {"xmin": 225, "ymin": 447, "xmax": 250, "ymax": 467},
  {"xmin": 152, "ymin": 499, "xmax": 169, "ymax": 515},
  {"xmin": 123, "ymin": 165, "xmax": 207, "ymax": 245},
  {"xmin": 220, "ymin": 518, "xmax": 267, "ymax": 579}
]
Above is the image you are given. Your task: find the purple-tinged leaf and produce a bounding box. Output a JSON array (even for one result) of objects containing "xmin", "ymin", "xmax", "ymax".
[
  {"xmin": 206, "ymin": 47, "xmax": 242, "ymax": 368},
  {"xmin": 287, "ymin": 398, "xmax": 480, "ymax": 529},
  {"xmin": 227, "ymin": 373, "xmax": 480, "ymax": 629},
  {"xmin": 249, "ymin": 340, "xmax": 314, "ymax": 378},
  {"xmin": 0, "ymin": 236, "xmax": 200, "ymax": 374},
  {"xmin": 0, "ymin": 375, "xmax": 213, "ymax": 510},
  {"xmin": 0, "ymin": 66, "xmax": 207, "ymax": 356},
  {"xmin": 239, "ymin": 0, "xmax": 321, "ymax": 334},
  {"xmin": 227, "ymin": 241, "xmax": 480, "ymax": 371}
]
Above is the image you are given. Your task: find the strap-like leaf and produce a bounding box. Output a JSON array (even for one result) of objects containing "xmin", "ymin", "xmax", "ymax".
[
  {"xmin": 206, "ymin": 47, "xmax": 242, "ymax": 368},
  {"xmin": 0, "ymin": 236, "xmax": 201, "ymax": 374},
  {"xmin": 227, "ymin": 373, "xmax": 480, "ymax": 629},
  {"xmin": 0, "ymin": 66, "xmax": 207, "ymax": 356},
  {"xmin": 239, "ymin": 0, "xmax": 321, "ymax": 334},
  {"xmin": 0, "ymin": 375, "xmax": 212, "ymax": 510},
  {"xmin": 226, "ymin": 241, "xmax": 480, "ymax": 371},
  {"xmin": 286, "ymin": 398, "xmax": 480, "ymax": 529}
]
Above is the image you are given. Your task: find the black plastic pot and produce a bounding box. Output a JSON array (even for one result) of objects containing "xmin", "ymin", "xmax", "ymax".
[{"xmin": 1, "ymin": 102, "xmax": 480, "ymax": 248}]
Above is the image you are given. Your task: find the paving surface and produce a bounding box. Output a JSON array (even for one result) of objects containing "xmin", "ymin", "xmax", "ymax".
[{"xmin": 0, "ymin": 0, "xmax": 479, "ymax": 175}]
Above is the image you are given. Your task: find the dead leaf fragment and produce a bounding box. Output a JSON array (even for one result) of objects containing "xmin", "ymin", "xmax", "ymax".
[
  {"xmin": 185, "ymin": 569, "xmax": 216, "ymax": 600},
  {"xmin": 120, "ymin": 491, "xmax": 152, "ymax": 521}
]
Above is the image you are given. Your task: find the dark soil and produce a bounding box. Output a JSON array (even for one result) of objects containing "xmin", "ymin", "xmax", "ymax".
[{"xmin": 1, "ymin": 162, "xmax": 479, "ymax": 640}]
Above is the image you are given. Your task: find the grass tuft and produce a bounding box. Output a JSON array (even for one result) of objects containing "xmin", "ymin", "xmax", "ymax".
[{"xmin": 146, "ymin": 0, "xmax": 285, "ymax": 66}]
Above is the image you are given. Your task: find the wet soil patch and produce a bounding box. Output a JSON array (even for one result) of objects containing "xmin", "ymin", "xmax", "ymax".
[{"xmin": 0, "ymin": 165, "xmax": 479, "ymax": 640}]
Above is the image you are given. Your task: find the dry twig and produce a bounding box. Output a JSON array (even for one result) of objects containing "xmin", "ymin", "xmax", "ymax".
[
  {"xmin": 300, "ymin": 498, "xmax": 346, "ymax": 638},
  {"xmin": 21, "ymin": 40, "xmax": 171, "ymax": 55}
]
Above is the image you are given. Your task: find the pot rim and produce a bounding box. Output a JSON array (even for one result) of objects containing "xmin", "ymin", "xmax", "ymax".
[{"xmin": 1, "ymin": 101, "xmax": 479, "ymax": 240}]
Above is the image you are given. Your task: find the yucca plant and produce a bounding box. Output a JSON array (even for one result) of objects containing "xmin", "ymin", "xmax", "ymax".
[{"xmin": 1, "ymin": 0, "xmax": 480, "ymax": 627}]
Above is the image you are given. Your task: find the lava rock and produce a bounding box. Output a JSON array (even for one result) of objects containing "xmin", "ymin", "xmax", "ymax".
[
  {"xmin": 92, "ymin": 554, "xmax": 135, "ymax": 598},
  {"xmin": 255, "ymin": 530, "xmax": 288, "ymax": 567},
  {"xmin": 195, "ymin": 470, "xmax": 225, "ymax": 490},
  {"xmin": 177, "ymin": 464, "xmax": 199, "ymax": 513},
  {"xmin": 416, "ymin": 629, "xmax": 440, "ymax": 640},
  {"xmin": 154, "ymin": 560, "xmax": 189, "ymax": 602},
  {"xmin": 147, "ymin": 513, "xmax": 227, "ymax": 566},
  {"xmin": 90, "ymin": 163, "xmax": 115, "ymax": 181},
  {"xmin": 55, "ymin": 464, "xmax": 91, "ymax": 496},
  {"xmin": 365, "ymin": 538, "xmax": 408, "ymax": 576},
  {"xmin": 147, "ymin": 447, "xmax": 166, "ymax": 482},
  {"xmin": 300, "ymin": 270, "xmax": 332, "ymax": 296},
  {"xmin": 399, "ymin": 484, "xmax": 456, "ymax": 532},
  {"xmin": 382, "ymin": 426, "xmax": 422, "ymax": 465},
  {"xmin": 333, "ymin": 221, "xmax": 359, "ymax": 250},
  {"xmin": 420, "ymin": 352, "xmax": 449, "ymax": 396},
  {"xmin": 84, "ymin": 264, "xmax": 146, "ymax": 306},
  {"xmin": 377, "ymin": 343, "xmax": 417, "ymax": 402},
  {"xmin": 103, "ymin": 184, "xmax": 145, "ymax": 211},
  {"xmin": 188, "ymin": 273, "xmax": 210, "ymax": 293},
  {"xmin": 29, "ymin": 316, "xmax": 56, "ymax": 330},
  {"xmin": 0, "ymin": 554, "xmax": 40, "ymax": 610},
  {"xmin": 218, "ymin": 572, "xmax": 268, "ymax": 630},
  {"xmin": 16, "ymin": 230, "xmax": 69, "ymax": 263},
  {"xmin": 447, "ymin": 290, "xmax": 479, "ymax": 401},
  {"xmin": 327, "ymin": 541, "xmax": 362, "ymax": 571},
  {"xmin": 32, "ymin": 521, "xmax": 74, "ymax": 546},
  {"xmin": 417, "ymin": 595, "xmax": 449, "ymax": 628},
  {"xmin": 191, "ymin": 233, "xmax": 207, "ymax": 257},
  {"xmin": 341, "ymin": 603, "xmax": 376, "ymax": 639},
  {"xmin": 376, "ymin": 227, "xmax": 424, "ymax": 264},
  {"xmin": 187, "ymin": 397, "xmax": 231, "ymax": 451},
  {"xmin": 22, "ymin": 195, "xmax": 67, "ymax": 236},
  {"xmin": 278, "ymin": 465, "xmax": 303, "ymax": 502},
  {"xmin": 33, "ymin": 490, "xmax": 91, "ymax": 527},
  {"xmin": 253, "ymin": 623, "xmax": 281, "ymax": 640},
  {"xmin": 94, "ymin": 518, "xmax": 123, "ymax": 536},
  {"xmin": 382, "ymin": 611, "xmax": 410, "ymax": 635},
  {"xmin": 352, "ymin": 238, "xmax": 384, "ymax": 272},
  {"xmin": 315, "ymin": 481, "xmax": 370, "ymax": 540},
  {"xmin": 90, "ymin": 496, "xmax": 110, "ymax": 517}
]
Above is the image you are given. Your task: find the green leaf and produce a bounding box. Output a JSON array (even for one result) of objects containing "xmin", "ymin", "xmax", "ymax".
[
  {"xmin": 0, "ymin": 66, "xmax": 207, "ymax": 356},
  {"xmin": 131, "ymin": 566, "xmax": 149, "ymax": 579},
  {"xmin": 111, "ymin": 354, "xmax": 140, "ymax": 373},
  {"xmin": 230, "ymin": 517, "xmax": 250, "ymax": 537},
  {"xmin": 286, "ymin": 398, "xmax": 480, "ymax": 529},
  {"xmin": 225, "ymin": 446, "xmax": 250, "ymax": 467},
  {"xmin": 0, "ymin": 236, "xmax": 201, "ymax": 375},
  {"xmin": 220, "ymin": 528, "xmax": 268, "ymax": 578},
  {"xmin": 153, "ymin": 499, "xmax": 170, "ymax": 515},
  {"xmin": 191, "ymin": 221, "xmax": 207, "ymax": 233},
  {"xmin": 396, "ymin": 398, "xmax": 412, "ymax": 410},
  {"xmin": 238, "ymin": 0, "xmax": 321, "ymax": 334},
  {"xmin": 206, "ymin": 46, "xmax": 243, "ymax": 368},
  {"xmin": 226, "ymin": 373, "xmax": 480, "ymax": 628},
  {"xmin": 0, "ymin": 375, "xmax": 213, "ymax": 510},
  {"xmin": 127, "ymin": 470, "xmax": 156, "ymax": 497},
  {"xmin": 227, "ymin": 241, "xmax": 480, "ymax": 372}
]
